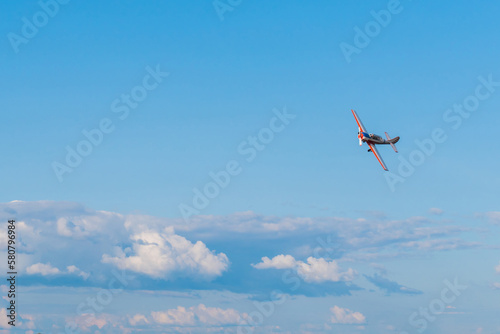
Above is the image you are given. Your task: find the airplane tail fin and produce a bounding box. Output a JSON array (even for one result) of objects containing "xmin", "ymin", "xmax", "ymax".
[{"xmin": 385, "ymin": 132, "xmax": 399, "ymax": 153}]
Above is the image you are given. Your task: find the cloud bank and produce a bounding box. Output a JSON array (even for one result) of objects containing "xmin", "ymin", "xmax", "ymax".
[{"xmin": 102, "ymin": 228, "xmax": 229, "ymax": 280}]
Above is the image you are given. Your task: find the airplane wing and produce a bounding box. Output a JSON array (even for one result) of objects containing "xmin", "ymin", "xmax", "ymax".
[
  {"xmin": 351, "ymin": 109, "xmax": 367, "ymax": 133},
  {"xmin": 367, "ymin": 142, "xmax": 388, "ymax": 171}
]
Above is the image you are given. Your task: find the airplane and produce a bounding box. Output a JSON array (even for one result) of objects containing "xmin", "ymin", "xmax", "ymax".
[{"xmin": 351, "ymin": 109, "xmax": 400, "ymax": 171}]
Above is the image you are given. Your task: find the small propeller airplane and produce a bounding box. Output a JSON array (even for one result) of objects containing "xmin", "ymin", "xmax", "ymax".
[{"xmin": 352, "ymin": 109, "xmax": 400, "ymax": 171}]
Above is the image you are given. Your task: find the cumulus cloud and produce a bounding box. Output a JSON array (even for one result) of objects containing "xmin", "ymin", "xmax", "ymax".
[
  {"xmin": 26, "ymin": 263, "xmax": 60, "ymax": 276},
  {"xmin": 152, "ymin": 306, "xmax": 195, "ymax": 326},
  {"xmin": 253, "ymin": 255, "xmax": 356, "ymax": 283},
  {"xmin": 26, "ymin": 263, "xmax": 90, "ymax": 279},
  {"xmin": 0, "ymin": 201, "xmax": 230, "ymax": 284},
  {"xmin": 147, "ymin": 304, "xmax": 246, "ymax": 326},
  {"xmin": 55, "ymin": 210, "xmax": 126, "ymax": 239},
  {"xmin": 0, "ymin": 308, "xmax": 10, "ymax": 328},
  {"xmin": 70, "ymin": 313, "xmax": 120, "ymax": 332},
  {"xmin": 128, "ymin": 314, "xmax": 149, "ymax": 326},
  {"xmin": 0, "ymin": 200, "xmax": 488, "ymax": 293},
  {"xmin": 296, "ymin": 258, "xmax": 356, "ymax": 283},
  {"xmin": 0, "ymin": 308, "xmax": 36, "ymax": 329},
  {"xmin": 252, "ymin": 254, "xmax": 296, "ymax": 269},
  {"xmin": 19, "ymin": 314, "xmax": 36, "ymax": 330},
  {"xmin": 102, "ymin": 228, "xmax": 229, "ymax": 280},
  {"xmin": 330, "ymin": 306, "xmax": 365, "ymax": 324},
  {"xmin": 65, "ymin": 305, "xmax": 248, "ymax": 333},
  {"xmin": 66, "ymin": 265, "xmax": 90, "ymax": 280},
  {"xmin": 195, "ymin": 304, "xmax": 245, "ymax": 325}
]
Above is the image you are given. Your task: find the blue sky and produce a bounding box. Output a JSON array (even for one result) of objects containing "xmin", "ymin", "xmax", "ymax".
[{"xmin": 1, "ymin": 0, "xmax": 500, "ymax": 333}]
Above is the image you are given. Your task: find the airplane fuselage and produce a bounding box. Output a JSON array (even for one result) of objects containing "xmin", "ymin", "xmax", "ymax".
[{"xmin": 359, "ymin": 132, "xmax": 399, "ymax": 145}]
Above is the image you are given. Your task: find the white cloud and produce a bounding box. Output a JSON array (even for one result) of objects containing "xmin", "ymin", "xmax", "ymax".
[
  {"xmin": 16, "ymin": 221, "xmax": 35, "ymax": 235},
  {"xmin": 26, "ymin": 263, "xmax": 60, "ymax": 276},
  {"xmin": 173, "ymin": 211, "xmax": 479, "ymax": 263},
  {"xmin": 0, "ymin": 309, "xmax": 36, "ymax": 330},
  {"xmin": 297, "ymin": 257, "xmax": 356, "ymax": 283},
  {"xmin": 195, "ymin": 304, "xmax": 245, "ymax": 325},
  {"xmin": 56, "ymin": 210, "xmax": 123, "ymax": 238},
  {"xmin": 0, "ymin": 201, "xmax": 488, "ymax": 291},
  {"xmin": 253, "ymin": 255, "xmax": 356, "ymax": 283},
  {"xmin": 149, "ymin": 304, "xmax": 246, "ymax": 326},
  {"xmin": 252, "ymin": 254, "xmax": 296, "ymax": 269},
  {"xmin": 173, "ymin": 211, "xmax": 341, "ymax": 234},
  {"xmin": 128, "ymin": 314, "xmax": 149, "ymax": 326},
  {"xmin": 0, "ymin": 201, "xmax": 233, "ymax": 285},
  {"xmin": 102, "ymin": 228, "xmax": 229, "ymax": 280},
  {"xmin": 26, "ymin": 263, "xmax": 89, "ymax": 279},
  {"xmin": 152, "ymin": 306, "xmax": 195, "ymax": 326},
  {"xmin": 66, "ymin": 265, "xmax": 90, "ymax": 280},
  {"xmin": 71, "ymin": 313, "xmax": 117, "ymax": 332},
  {"xmin": 0, "ymin": 309, "xmax": 9, "ymax": 328},
  {"xmin": 19, "ymin": 313, "xmax": 35, "ymax": 329},
  {"xmin": 330, "ymin": 306, "xmax": 365, "ymax": 324}
]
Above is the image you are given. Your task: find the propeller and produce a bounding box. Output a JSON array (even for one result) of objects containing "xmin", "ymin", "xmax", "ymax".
[{"xmin": 358, "ymin": 131, "xmax": 363, "ymax": 146}]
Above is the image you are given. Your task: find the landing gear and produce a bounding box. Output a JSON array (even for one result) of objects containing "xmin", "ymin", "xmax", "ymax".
[{"xmin": 367, "ymin": 149, "xmax": 372, "ymax": 152}]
